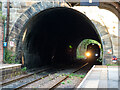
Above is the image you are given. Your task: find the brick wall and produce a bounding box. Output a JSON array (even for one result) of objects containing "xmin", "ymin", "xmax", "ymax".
[{"xmin": 0, "ymin": 23, "xmax": 3, "ymax": 63}]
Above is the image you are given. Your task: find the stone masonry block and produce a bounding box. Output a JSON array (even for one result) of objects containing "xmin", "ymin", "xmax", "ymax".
[
  {"xmin": 37, "ymin": 2, "xmax": 46, "ymax": 11},
  {"xmin": 12, "ymin": 29, "xmax": 21, "ymax": 36},
  {"xmin": 27, "ymin": 7, "xmax": 36, "ymax": 16},
  {"xmin": 32, "ymin": 3, "xmax": 41, "ymax": 12},
  {"xmin": 19, "ymin": 14, "xmax": 28, "ymax": 23},
  {"xmin": 17, "ymin": 9, "xmax": 25, "ymax": 13},
  {"xmin": 14, "ymin": 22, "xmax": 22, "ymax": 30},
  {"xmin": 16, "ymin": 18, "xmax": 25, "ymax": 26},
  {"xmin": 24, "ymin": 10, "xmax": 32, "ymax": 18}
]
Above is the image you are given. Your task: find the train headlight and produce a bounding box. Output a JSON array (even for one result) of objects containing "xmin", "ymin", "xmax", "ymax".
[
  {"xmin": 95, "ymin": 54, "xmax": 98, "ymax": 56},
  {"xmin": 86, "ymin": 52, "xmax": 91, "ymax": 57}
]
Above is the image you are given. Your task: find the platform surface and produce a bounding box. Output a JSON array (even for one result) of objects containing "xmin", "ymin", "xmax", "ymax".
[{"xmin": 77, "ymin": 65, "xmax": 120, "ymax": 89}]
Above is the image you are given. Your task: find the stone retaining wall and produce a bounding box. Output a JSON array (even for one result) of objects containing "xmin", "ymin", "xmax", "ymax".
[{"xmin": 0, "ymin": 64, "xmax": 22, "ymax": 81}]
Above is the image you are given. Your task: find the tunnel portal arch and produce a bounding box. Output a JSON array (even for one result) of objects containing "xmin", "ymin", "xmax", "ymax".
[
  {"xmin": 9, "ymin": 1, "xmax": 113, "ymax": 67},
  {"xmin": 9, "ymin": 1, "xmax": 69, "ymax": 68},
  {"xmin": 76, "ymin": 39, "xmax": 102, "ymax": 59}
]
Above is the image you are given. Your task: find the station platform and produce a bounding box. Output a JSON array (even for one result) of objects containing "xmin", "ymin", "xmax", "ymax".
[
  {"xmin": 77, "ymin": 65, "xmax": 120, "ymax": 89},
  {"xmin": 0, "ymin": 64, "xmax": 22, "ymax": 80}
]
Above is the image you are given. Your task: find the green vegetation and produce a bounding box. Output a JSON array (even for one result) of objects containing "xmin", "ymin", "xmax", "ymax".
[
  {"xmin": 67, "ymin": 80, "xmax": 71, "ymax": 83},
  {"xmin": 97, "ymin": 57, "xmax": 102, "ymax": 63},
  {"xmin": 77, "ymin": 55, "xmax": 85, "ymax": 59},
  {"xmin": 80, "ymin": 75, "xmax": 85, "ymax": 78},
  {"xmin": 18, "ymin": 71, "xmax": 21, "ymax": 75},
  {"xmin": 4, "ymin": 49, "xmax": 16, "ymax": 64},
  {"xmin": 34, "ymin": 73, "xmax": 37, "ymax": 78},
  {"xmin": 49, "ymin": 77, "xmax": 52, "ymax": 80},
  {"xmin": 61, "ymin": 73, "xmax": 85, "ymax": 78},
  {"xmin": 68, "ymin": 74, "xmax": 72, "ymax": 78},
  {"xmin": 62, "ymin": 73, "xmax": 65, "ymax": 76},
  {"xmin": 42, "ymin": 77, "xmax": 44, "ymax": 79},
  {"xmin": 4, "ymin": 49, "xmax": 20, "ymax": 64},
  {"xmin": 69, "ymin": 45, "xmax": 72, "ymax": 49},
  {"xmin": 21, "ymin": 67, "xmax": 27, "ymax": 72},
  {"xmin": 0, "ymin": 11, "xmax": 6, "ymax": 22},
  {"xmin": 21, "ymin": 67, "xmax": 27, "ymax": 74},
  {"xmin": 59, "ymin": 74, "xmax": 62, "ymax": 77},
  {"xmin": 61, "ymin": 81, "xmax": 65, "ymax": 84},
  {"xmin": 55, "ymin": 73, "xmax": 58, "ymax": 76},
  {"xmin": 10, "ymin": 74, "xmax": 12, "ymax": 78},
  {"xmin": 67, "ymin": 73, "xmax": 85, "ymax": 78},
  {"xmin": 106, "ymin": 64, "xmax": 119, "ymax": 66},
  {"xmin": 60, "ymin": 73, "xmax": 85, "ymax": 85},
  {"xmin": 77, "ymin": 39, "xmax": 103, "ymax": 63},
  {"xmin": 0, "ymin": 2, "xmax": 6, "ymax": 22}
]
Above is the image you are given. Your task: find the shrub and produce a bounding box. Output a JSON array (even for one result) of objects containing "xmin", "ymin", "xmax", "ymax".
[
  {"xmin": 0, "ymin": 11, "xmax": 6, "ymax": 22},
  {"xmin": 4, "ymin": 49, "xmax": 20, "ymax": 64},
  {"xmin": 4, "ymin": 49, "xmax": 16, "ymax": 64},
  {"xmin": 21, "ymin": 67, "xmax": 27, "ymax": 72}
]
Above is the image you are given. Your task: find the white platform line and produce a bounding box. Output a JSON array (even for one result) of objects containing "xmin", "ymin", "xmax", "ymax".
[{"xmin": 0, "ymin": 64, "xmax": 22, "ymax": 70}]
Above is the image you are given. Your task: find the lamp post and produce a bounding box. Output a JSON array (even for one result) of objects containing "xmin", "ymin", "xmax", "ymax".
[
  {"xmin": 6, "ymin": 0, "xmax": 10, "ymax": 45},
  {"xmin": 2, "ymin": 0, "xmax": 10, "ymax": 63}
]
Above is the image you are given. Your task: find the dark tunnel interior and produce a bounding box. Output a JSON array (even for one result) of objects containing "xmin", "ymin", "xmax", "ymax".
[{"xmin": 22, "ymin": 7, "xmax": 102, "ymax": 68}]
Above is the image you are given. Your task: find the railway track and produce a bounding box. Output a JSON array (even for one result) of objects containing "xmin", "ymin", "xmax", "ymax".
[
  {"xmin": 1, "ymin": 66, "xmax": 52, "ymax": 85},
  {"xmin": 1, "ymin": 66, "xmax": 58, "ymax": 89},
  {"xmin": 22, "ymin": 62, "xmax": 90, "ymax": 89},
  {"xmin": 39, "ymin": 63, "xmax": 89, "ymax": 89},
  {"xmin": 2, "ymin": 62, "xmax": 90, "ymax": 89},
  {"xmin": 1, "ymin": 66, "xmax": 51, "ymax": 86},
  {"xmin": 2, "ymin": 64, "xmax": 71, "ymax": 89},
  {"xmin": 53, "ymin": 63, "xmax": 92, "ymax": 89}
]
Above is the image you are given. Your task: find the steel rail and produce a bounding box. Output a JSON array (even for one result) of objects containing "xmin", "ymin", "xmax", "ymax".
[
  {"xmin": 1, "ymin": 66, "xmax": 51, "ymax": 86},
  {"xmin": 13, "ymin": 67, "xmax": 66, "ymax": 90},
  {"xmin": 49, "ymin": 63, "xmax": 88, "ymax": 89}
]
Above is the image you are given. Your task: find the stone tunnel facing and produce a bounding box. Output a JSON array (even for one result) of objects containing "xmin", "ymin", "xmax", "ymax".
[{"xmin": 21, "ymin": 7, "xmax": 102, "ymax": 68}]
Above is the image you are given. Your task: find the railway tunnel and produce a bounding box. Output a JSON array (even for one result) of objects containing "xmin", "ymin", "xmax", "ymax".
[{"xmin": 19, "ymin": 7, "xmax": 102, "ymax": 68}]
